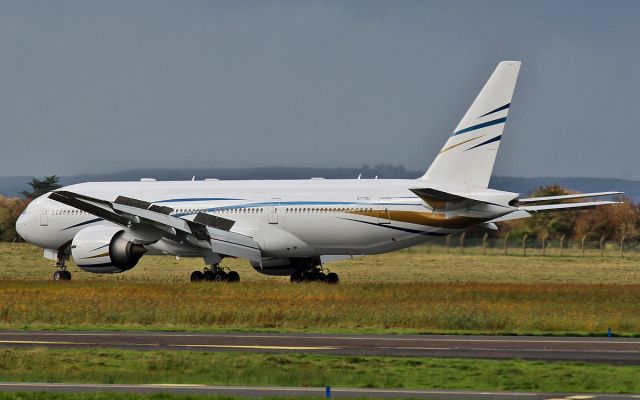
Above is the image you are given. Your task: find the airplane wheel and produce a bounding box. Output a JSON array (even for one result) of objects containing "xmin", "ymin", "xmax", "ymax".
[
  {"xmin": 203, "ymin": 270, "xmax": 215, "ymax": 281},
  {"xmin": 213, "ymin": 271, "xmax": 227, "ymax": 282},
  {"xmin": 290, "ymin": 272, "xmax": 303, "ymax": 283},
  {"xmin": 190, "ymin": 271, "xmax": 204, "ymax": 282},
  {"xmin": 227, "ymin": 271, "xmax": 240, "ymax": 282},
  {"xmin": 63, "ymin": 271, "xmax": 72, "ymax": 280},
  {"xmin": 53, "ymin": 271, "xmax": 64, "ymax": 281},
  {"xmin": 326, "ymin": 272, "xmax": 339, "ymax": 285}
]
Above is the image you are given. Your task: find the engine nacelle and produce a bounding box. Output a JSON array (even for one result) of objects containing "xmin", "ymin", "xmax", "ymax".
[
  {"xmin": 71, "ymin": 226, "xmax": 146, "ymax": 273},
  {"xmin": 250, "ymin": 257, "xmax": 320, "ymax": 276}
]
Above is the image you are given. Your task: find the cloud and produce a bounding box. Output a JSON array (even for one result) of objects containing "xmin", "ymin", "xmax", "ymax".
[{"xmin": 0, "ymin": 0, "xmax": 639, "ymax": 178}]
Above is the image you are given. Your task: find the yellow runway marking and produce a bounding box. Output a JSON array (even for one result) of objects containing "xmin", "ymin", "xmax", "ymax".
[
  {"xmin": 150, "ymin": 384, "xmax": 207, "ymax": 387},
  {"xmin": 171, "ymin": 344, "xmax": 340, "ymax": 351},
  {"xmin": 2, "ymin": 332, "xmax": 638, "ymax": 346},
  {"xmin": 0, "ymin": 340, "xmax": 160, "ymax": 348},
  {"xmin": 0, "ymin": 340, "xmax": 76, "ymax": 345}
]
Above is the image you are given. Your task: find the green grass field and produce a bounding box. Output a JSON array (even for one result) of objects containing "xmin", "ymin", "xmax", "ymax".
[
  {"xmin": 1, "ymin": 243, "xmax": 639, "ymax": 397},
  {"xmin": 0, "ymin": 394, "xmax": 330, "ymax": 400},
  {"xmin": 1, "ymin": 243, "xmax": 639, "ymax": 335},
  {"xmin": 1, "ymin": 348, "xmax": 639, "ymax": 394},
  {"xmin": 0, "ymin": 395, "xmax": 284, "ymax": 400}
]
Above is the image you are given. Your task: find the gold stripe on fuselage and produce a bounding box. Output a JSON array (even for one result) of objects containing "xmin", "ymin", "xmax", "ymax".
[{"xmin": 349, "ymin": 210, "xmax": 485, "ymax": 229}]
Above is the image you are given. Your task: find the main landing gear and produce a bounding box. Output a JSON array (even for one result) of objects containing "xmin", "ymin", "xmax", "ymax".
[
  {"xmin": 290, "ymin": 267, "xmax": 339, "ymax": 284},
  {"xmin": 190, "ymin": 264, "xmax": 240, "ymax": 283},
  {"xmin": 53, "ymin": 257, "xmax": 71, "ymax": 281}
]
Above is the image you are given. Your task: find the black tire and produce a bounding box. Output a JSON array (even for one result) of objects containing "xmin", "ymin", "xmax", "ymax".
[
  {"xmin": 63, "ymin": 271, "xmax": 72, "ymax": 281},
  {"xmin": 326, "ymin": 272, "xmax": 339, "ymax": 285},
  {"xmin": 227, "ymin": 271, "xmax": 240, "ymax": 282},
  {"xmin": 203, "ymin": 270, "xmax": 215, "ymax": 281},
  {"xmin": 317, "ymin": 272, "xmax": 327, "ymax": 283},
  {"xmin": 53, "ymin": 271, "xmax": 65, "ymax": 281},
  {"xmin": 290, "ymin": 272, "xmax": 303, "ymax": 283},
  {"xmin": 213, "ymin": 271, "xmax": 227, "ymax": 282},
  {"xmin": 190, "ymin": 271, "xmax": 204, "ymax": 282}
]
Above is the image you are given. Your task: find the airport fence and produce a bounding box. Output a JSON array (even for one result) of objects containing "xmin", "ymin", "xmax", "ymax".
[{"xmin": 416, "ymin": 233, "xmax": 640, "ymax": 257}]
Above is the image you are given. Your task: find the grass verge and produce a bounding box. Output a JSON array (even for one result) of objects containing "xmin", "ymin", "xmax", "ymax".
[
  {"xmin": 0, "ymin": 394, "xmax": 303, "ymax": 400},
  {"xmin": 0, "ymin": 348, "xmax": 639, "ymax": 394},
  {"xmin": 1, "ymin": 280, "xmax": 638, "ymax": 335}
]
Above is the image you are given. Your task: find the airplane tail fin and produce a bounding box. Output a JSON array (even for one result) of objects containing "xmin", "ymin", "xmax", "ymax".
[{"xmin": 420, "ymin": 61, "xmax": 521, "ymax": 188}]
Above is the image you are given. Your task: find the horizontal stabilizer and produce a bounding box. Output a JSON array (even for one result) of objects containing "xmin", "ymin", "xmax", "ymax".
[
  {"xmin": 488, "ymin": 210, "xmax": 531, "ymax": 223},
  {"xmin": 518, "ymin": 192, "xmax": 623, "ymax": 204},
  {"xmin": 410, "ymin": 187, "xmax": 517, "ymax": 208},
  {"xmin": 519, "ymin": 200, "xmax": 620, "ymax": 213},
  {"xmin": 410, "ymin": 188, "xmax": 469, "ymax": 203}
]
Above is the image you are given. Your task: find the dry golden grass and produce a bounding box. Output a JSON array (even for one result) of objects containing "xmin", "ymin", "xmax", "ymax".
[
  {"xmin": 3, "ymin": 242, "xmax": 640, "ymax": 284},
  {"xmin": 0, "ymin": 280, "xmax": 638, "ymax": 334},
  {"xmin": 1, "ymin": 243, "xmax": 639, "ymax": 334}
]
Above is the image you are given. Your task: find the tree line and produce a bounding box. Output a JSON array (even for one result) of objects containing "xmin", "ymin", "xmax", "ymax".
[
  {"xmin": 0, "ymin": 176, "xmax": 61, "ymax": 241},
  {"xmin": 0, "ymin": 177, "xmax": 635, "ymax": 243}
]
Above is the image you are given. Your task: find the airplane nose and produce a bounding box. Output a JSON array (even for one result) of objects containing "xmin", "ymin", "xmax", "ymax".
[{"xmin": 15, "ymin": 214, "xmax": 27, "ymax": 241}]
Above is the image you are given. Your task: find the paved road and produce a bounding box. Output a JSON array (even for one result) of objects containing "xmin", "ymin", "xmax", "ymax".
[
  {"xmin": 0, "ymin": 382, "xmax": 638, "ymax": 399},
  {"xmin": 1, "ymin": 330, "xmax": 639, "ymax": 364}
]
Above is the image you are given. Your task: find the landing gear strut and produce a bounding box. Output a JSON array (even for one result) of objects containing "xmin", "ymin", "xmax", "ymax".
[
  {"xmin": 190, "ymin": 264, "xmax": 240, "ymax": 283},
  {"xmin": 290, "ymin": 267, "xmax": 339, "ymax": 284},
  {"xmin": 53, "ymin": 256, "xmax": 71, "ymax": 281}
]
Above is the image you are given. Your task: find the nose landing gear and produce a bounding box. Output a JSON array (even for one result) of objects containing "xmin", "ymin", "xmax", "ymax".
[
  {"xmin": 53, "ymin": 256, "xmax": 71, "ymax": 281},
  {"xmin": 53, "ymin": 270, "xmax": 71, "ymax": 281},
  {"xmin": 190, "ymin": 264, "xmax": 240, "ymax": 283}
]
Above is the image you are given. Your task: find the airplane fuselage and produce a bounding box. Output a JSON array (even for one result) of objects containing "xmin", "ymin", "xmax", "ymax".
[{"xmin": 17, "ymin": 178, "xmax": 514, "ymax": 261}]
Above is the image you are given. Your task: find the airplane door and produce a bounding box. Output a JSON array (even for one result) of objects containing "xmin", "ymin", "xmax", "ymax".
[
  {"xmin": 377, "ymin": 199, "xmax": 391, "ymax": 224},
  {"xmin": 268, "ymin": 198, "xmax": 281, "ymax": 224},
  {"xmin": 40, "ymin": 208, "xmax": 48, "ymax": 226}
]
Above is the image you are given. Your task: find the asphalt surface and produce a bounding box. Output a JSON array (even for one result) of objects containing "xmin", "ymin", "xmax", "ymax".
[
  {"xmin": 1, "ymin": 330, "xmax": 639, "ymax": 364},
  {"xmin": 0, "ymin": 382, "xmax": 639, "ymax": 399}
]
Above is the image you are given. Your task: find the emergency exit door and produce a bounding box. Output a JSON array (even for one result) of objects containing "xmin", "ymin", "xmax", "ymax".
[{"xmin": 268, "ymin": 198, "xmax": 281, "ymax": 224}]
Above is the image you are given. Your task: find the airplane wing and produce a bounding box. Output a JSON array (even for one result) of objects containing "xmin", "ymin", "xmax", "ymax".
[{"xmin": 49, "ymin": 191, "xmax": 262, "ymax": 262}]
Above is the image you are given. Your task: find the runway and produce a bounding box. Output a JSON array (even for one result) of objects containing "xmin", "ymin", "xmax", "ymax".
[
  {"xmin": 1, "ymin": 330, "xmax": 639, "ymax": 364},
  {"xmin": 0, "ymin": 382, "xmax": 639, "ymax": 399}
]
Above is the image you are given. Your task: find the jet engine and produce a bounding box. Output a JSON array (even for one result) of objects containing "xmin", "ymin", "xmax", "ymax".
[{"xmin": 71, "ymin": 226, "xmax": 147, "ymax": 273}]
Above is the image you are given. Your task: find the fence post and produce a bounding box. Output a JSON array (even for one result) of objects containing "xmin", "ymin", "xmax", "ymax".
[
  {"xmin": 581, "ymin": 235, "xmax": 587, "ymax": 257},
  {"xmin": 600, "ymin": 236, "xmax": 606, "ymax": 257},
  {"xmin": 460, "ymin": 232, "xmax": 466, "ymax": 254},
  {"xmin": 522, "ymin": 234, "xmax": 528, "ymax": 257},
  {"xmin": 560, "ymin": 234, "xmax": 565, "ymax": 257},
  {"xmin": 446, "ymin": 235, "xmax": 451, "ymax": 254},
  {"xmin": 620, "ymin": 235, "xmax": 626, "ymax": 258},
  {"xmin": 541, "ymin": 234, "xmax": 547, "ymax": 257},
  {"xmin": 483, "ymin": 233, "xmax": 489, "ymax": 255},
  {"xmin": 504, "ymin": 233, "xmax": 510, "ymax": 256}
]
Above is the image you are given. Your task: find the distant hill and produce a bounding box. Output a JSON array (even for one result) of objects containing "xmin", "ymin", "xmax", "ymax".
[{"xmin": 0, "ymin": 166, "xmax": 636, "ymax": 201}]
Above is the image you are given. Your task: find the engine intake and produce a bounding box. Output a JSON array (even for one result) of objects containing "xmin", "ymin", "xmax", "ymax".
[{"xmin": 71, "ymin": 226, "xmax": 146, "ymax": 273}]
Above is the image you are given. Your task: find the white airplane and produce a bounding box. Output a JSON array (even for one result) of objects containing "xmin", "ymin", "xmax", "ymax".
[{"xmin": 16, "ymin": 61, "xmax": 621, "ymax": 282}]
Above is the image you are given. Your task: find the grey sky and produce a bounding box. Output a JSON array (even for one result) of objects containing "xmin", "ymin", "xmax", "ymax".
[{"xmin": 1, "ymin": 0, "xmax": 639, "ymax": 179}]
